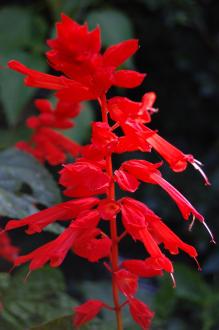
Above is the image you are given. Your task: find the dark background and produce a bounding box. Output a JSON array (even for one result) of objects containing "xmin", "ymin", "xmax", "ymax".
[{"xmin": 0, "ymin": 0, "xmax": 219, "ymax": 329}]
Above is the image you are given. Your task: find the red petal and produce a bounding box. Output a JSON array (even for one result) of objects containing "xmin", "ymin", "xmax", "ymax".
[
  {"xmin": 114, "ymin": 269, "xmax": 138, "ymax": 297},
  {"xmin": 122, "ymin": 259, "xmax": 163, "ymax": 277},
  {"xmin": 103, "ymin": 39, "xmax": 139, "ymax": 67},
  {"xmin": 113, "ymin": 70, "xmax": 146, "ymax": 88},
  {"xmin": 73, "ymin": 300, "xmax": 104, "ymax": 327},
  {"xmin": 129, "ymin": 298, "xmax": 154, "ymax": 330}
]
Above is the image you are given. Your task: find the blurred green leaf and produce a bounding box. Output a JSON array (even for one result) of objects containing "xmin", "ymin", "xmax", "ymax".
[
  {"xmin": 87, "ymin": 9, "xmax": 134, "ymax": 46},
  {"xmin": 63, "ymin": 101, "xmax": 95, "ymax": 144},
  {"xmin": 174, "ymin": 263, "xmax": 210, "ymax": 303},
  {"xmin": 30, "ymin": 314, "xmax": 113, "ymax": 330},
  {"xmin": 0, "ymin": 7, "xmax": 33, "ymax": 50},
  {"xmin": 0, "ymin": 52, "xmax": 46, "ymax": 126},
  {"xmin": 0, "ymin": 267, "xmax": 76, "ymax": 330},
  {"xmin": 0, "ymin": 148, "xmax": 61, "ymax": 218},
  {"xmin": 0, "ymin": 126, "xmax": 31, "ymax": 150}
]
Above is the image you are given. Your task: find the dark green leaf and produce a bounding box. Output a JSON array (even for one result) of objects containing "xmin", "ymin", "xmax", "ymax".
[
  {"xmin": 0, "ymin": 52, "xmax": 46, "ymax": 126},
  {"xmin": 87, "ymin": 9, "xmax": 134, "ymax": 47},
  {"xmin": 0, "ymin": 267, "xmax": 76, "ymax": 330},
  {"xmin": 0, "ymin": 7, "xmax": 33, "ymax": 50},
  {"xmin": 0, "ymin": 148, "xmax": 61, "ymax": 218}
]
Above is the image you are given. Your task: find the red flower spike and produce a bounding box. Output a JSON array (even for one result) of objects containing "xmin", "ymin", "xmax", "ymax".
[
  {"xmin": 129, "ymin": 298, "xmax": 154, "ymax": 330},
  {"xmin": 98, "ymin": 199, "xmax": 120, "ymax": 220},
  {"xmin": 114, "ymin": 269, "xmax": 138, "ymax": 297},
  {"xmin": 73, "ymin": 300, "xmax": 104, "ymax": 328},
  {"xmin": 6, "ymin": 16, "xmax": 213, "ymax": 329}
]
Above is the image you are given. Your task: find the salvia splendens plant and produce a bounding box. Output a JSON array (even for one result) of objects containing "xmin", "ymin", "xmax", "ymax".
[{"xmin": 3, "ymin": 14, "xmax": 215, "ymax": 330}]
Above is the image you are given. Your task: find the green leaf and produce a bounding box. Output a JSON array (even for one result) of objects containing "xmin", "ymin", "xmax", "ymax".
[
  {"xmin": 63, "ymin": 101, "xmax": 95, "ymax": 144},
  {"xmin": 0, "ymin": 7, "xmax": 33, "ymax": 51},
  {"xmin": 0, "ymin": 267, "xmax": 76, "ymax": 330},
  {"xmin": 0, "ymin": 148, "xmax": 61, "ymax": 218},
  {"xmin": 174, "ymin": 263, "xmax": 210, "ymax": 304},
  {"xmin": 87, "ymin": 9, "xmax": 134, "ymax": 46},
  {"xmin": 0, "ymin": 52, "xmax": 47, "ymax": 126}
]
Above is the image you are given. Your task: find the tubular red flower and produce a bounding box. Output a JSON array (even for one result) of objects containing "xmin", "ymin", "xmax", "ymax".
[
  {"xmin": 14, "ymin": 226, "xmax": 78, "ymax": 270},
  {"xmin": 5, "ymin": 198, "xmax": 99, "ymax": 234}
]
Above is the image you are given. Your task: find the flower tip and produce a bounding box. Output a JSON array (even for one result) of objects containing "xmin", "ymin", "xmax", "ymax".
[
  {"xmin": 24, "ymin": 270, "xmax": 32, "ymax": 283},
  {"xmin": 191, "ymin": 159, "xmax": 210, "ymax": 186},
  {"xmin": 194, "ymin": 257, "xmax": 202, "ymax": 271},
  {"xmin": 170, "ymin": 272, "xmax": 176, "ymax": 288},
  {"xmin": 203, "ymin": 221, "xmax": 215, "ymax": 244}
]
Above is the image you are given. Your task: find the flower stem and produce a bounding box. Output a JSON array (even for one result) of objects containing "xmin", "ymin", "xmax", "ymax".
[{"xmin": 99, "ymin": 95, "xmax": 123, "ymax": 330}]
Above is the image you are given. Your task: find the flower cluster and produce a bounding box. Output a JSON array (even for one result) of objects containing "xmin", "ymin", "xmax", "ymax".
[
  {"xmin": 16, "ymin": 98, "xmax": 80, "ymax": 165},
  {"xmin": 0, "ymin": 230, "xmax": 19, "ymax": 263},
  {"xmin": 6, "ymin": 14, "xmax": 214, "ymax": 330}
]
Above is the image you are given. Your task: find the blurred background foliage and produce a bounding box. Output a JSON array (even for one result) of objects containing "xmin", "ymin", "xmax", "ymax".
[{"xmin": 0, "ymin": 0, "xmax": 219, "ymax": 329}]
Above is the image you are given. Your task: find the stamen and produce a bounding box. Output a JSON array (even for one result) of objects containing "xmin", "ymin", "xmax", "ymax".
[
  {"xmin": 203, "ymin": 221, "xmax": 216, "ymax": 244},
  {"xmin": 194, "ymin": 257, "xmax": 202, "ymax": 271},
  {"xmin": 147, "ymin": 107, "xmax": 159, "ymax": 114},
  {"xmin": 170, "ymin": 272, "xmax": 176, "ymax": 288},
  {"xmin": 189, "ymin": 215, "xmax": 196, "ymax": 232},
  {"xmin": 191, "ymin": 159, "xmax": 211, "ymax": 186},
  {"xmin": 24, "ymin": 270, "xmax": 32, "ymax": 283}
]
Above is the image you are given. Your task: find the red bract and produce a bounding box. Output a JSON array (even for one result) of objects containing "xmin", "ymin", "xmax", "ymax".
[
  {"xmin": 114, "ymin": 269, "xmax": 138, "ymax": 297},
  {"xmin": 129, "ymin": 298, "xmax": 154, "ymax": 330},
  {"xmin": 73, "ymin": 300, "xmax": 104, "ymax": 328},
  {"xmin": 6, "ymin": 14, "xmax": 213, "ymax": 330}
]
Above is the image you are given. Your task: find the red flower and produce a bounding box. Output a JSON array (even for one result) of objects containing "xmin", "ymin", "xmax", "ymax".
[
  {"xmin": 120, "ymin": 159, "xmax": 204, "ymax": 221},
  {"xmin": 5, "ymin": 197, "xmax": 99, "ymax": 234},
  {"xmin": 108, "ymin": 92, "xmax": 156, "ymax": 124},
  {"xmin": 59, "ymin": 160, "xmax": 110, "ymax": 197},
  {"xmin": 146, "ymin": 130, "xmax": 210, "ymax": 185},
  {"xmin": 14, "ymin": 226, "xmax": 77, "ymax": 270},
  {"xmin": 129, "ymin": 298, "xmax": 154, "ymax": 330},
  {"xmin": 73, "ymin": 300, "xmax": 104, "ymax": 328},
  {"xmin": 17, "ymin": 98, "xmax": 80, "ymax": 165}
]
